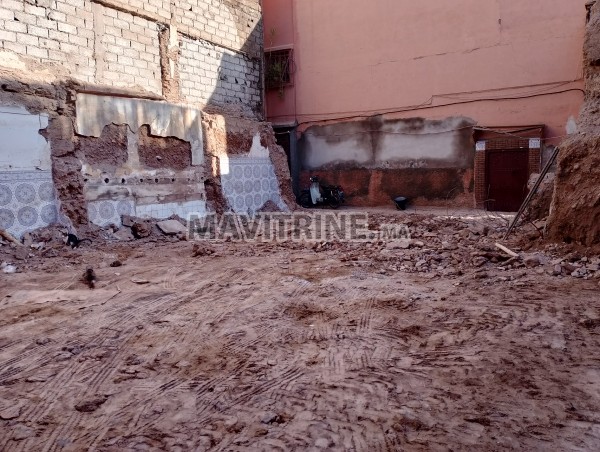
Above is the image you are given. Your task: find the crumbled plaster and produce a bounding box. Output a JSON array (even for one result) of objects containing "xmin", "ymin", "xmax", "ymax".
[
  {"xmin": 300, "ymin": 116, "xmax": 476, "ymax": 171},
  {"xmin": 75, "ymin": 94, "xmax": 204, "ymax": 165}
]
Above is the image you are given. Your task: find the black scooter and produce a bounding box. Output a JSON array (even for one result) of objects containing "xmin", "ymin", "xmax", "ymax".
[{"xmin": 297, "ymin": 176, "xmax": 345, "ymax": 209}]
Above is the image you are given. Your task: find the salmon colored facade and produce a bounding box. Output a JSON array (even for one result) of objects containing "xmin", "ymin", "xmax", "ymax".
[{"xmin": 263, "ymin": 0, "xmax": 588, "ymax": 208}]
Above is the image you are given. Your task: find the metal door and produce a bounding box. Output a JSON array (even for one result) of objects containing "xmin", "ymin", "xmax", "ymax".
[{"xmin": 485, "ymin": 149, "xmax": 529, "ymax": 212}]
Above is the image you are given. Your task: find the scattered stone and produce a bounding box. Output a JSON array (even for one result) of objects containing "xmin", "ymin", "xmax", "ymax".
[
  {"xmin": 110, "ymin": 260, "xmax": 122, "ymax": 267},
  {"xmin": 12, "ymin": 424, "xmax": 35, "ymax": 441},
  {"xmin": 261, "ymin": 411, "xmax": 280, "ymax": 424},
  {"xmin": 441, "ymin": 241, "xmax": 458, "ymax": 251},
  {"xmin": 523, "ymin": 254, "xmax": 542, "ymax": 267},
  {"xmin": 156, "ymin": 220, "xmax": 188, "ymax": 235},
  {"xmin": 35, "ymin": 338, "xmax": 51, "ymax": 345},
  {"xmin": 22, "ymin": 233, "xmax": 33, "ymax": 247},
  {"xmin": 315, "ymin": 438, "xmax": 332, "ymax": 448},
  {"xmin": 472, "ymin": 256, "xmax": 488, "ymax": 267},
  {"xmin": 1, "ymin": 262, "xmax": 17, "ymax": 273},
  {"xmin": 132, "ymin": 222, "xmax": 152, "ymax": 239},
  {"xmin": 25, "ymin": 375, "xmax": 48, "ymax": 383},
  {"xmin": 55, "ymin": 351, "xmax": 74, "ymax": 361},
  {"xmin": 113, "ymin": 228, "xmax": 135, "ymax": 241},
  {"xmin": 468, "ymin": 224, "xmax": 489, "ymax": 236},
  {"xmin": 553, "ymin": 264, "xmax": 563, "ymax": 276},
  {"xmin": 192, "ymin": 242, "xmax": 215, "ymax": 257},
  {"xmin": 121, "ymin": 215, "xmax": 135, "ymax": 227},
  {"xmin": 0, "ymin": 405, "xmax": 21, "ymax": 420},
  {"xmin": 131, "ymin": 278, "xmax": 150, "ymax": 284},
  {"xmin": 74, "ymin": 396, "xmax": 109, "ymax": 413},
  {"xmin": 224, "ymin": 416, "xmax": 240, "ymax": 431},
  {"xmin": 386, "ymin": 239, "xmax": 411, "ymax": 250}
]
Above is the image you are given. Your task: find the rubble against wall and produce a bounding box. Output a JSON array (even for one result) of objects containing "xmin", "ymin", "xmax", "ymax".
[{"xmin": 547, "ymin": 1, "xmax": 600, "ymax": 246}]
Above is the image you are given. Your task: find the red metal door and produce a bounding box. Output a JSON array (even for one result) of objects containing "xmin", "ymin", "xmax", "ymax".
[{"xmin": 485, "ymin": 149, "xmax": 529, "ymax": 212}]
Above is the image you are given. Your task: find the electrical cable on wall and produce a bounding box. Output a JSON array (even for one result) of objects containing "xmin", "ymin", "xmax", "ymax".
[{"xmin": 269, "ymin": 83, "xmax": 585, "ymax": 127}]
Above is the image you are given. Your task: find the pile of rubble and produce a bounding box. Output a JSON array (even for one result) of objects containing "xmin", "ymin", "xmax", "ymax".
[
  {"xmin": 0, "ymin": 215, "xmax": 191, "ymax": 273},
  {"xmin": 1, "ymin": 212, "xmax": 599, "ymax": 285},
  {"xmin": 309, "ymin": 214, "xmax": 600, "ymax": 284}
]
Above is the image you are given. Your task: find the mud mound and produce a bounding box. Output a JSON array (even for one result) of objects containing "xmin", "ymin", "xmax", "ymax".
[
  {"xmin": 547, "ymin": 136, "xmax": 600, "ymax": 245},
  {"xmin": 548, "ymin": 1, "xmax": 600, "ymax": 246}
]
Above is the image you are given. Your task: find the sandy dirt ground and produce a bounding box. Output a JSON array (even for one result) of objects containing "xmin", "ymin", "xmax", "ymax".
[{"xmin": 0, "ymin": 211, "xmax": 599, "ymax": 451}]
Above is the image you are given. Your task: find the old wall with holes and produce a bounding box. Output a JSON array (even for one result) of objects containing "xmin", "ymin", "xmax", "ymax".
[{"xmin": 0, "ymin": 0, "xmax": 293, "ymax": 237}]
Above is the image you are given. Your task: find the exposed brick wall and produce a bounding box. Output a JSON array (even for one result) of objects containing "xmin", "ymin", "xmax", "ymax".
[
  {"xmin": 108, "ymin": 0, "xmax": 171, "ymax": 22},
  {"xmin": 0, "ymin": 0, "xmax": 96, "ymax": 82},
  {"xmin": 180, "ymin": 37, "xmax": 261, "ymax": 115},
  {"xmin": 474, "ymin": 150, "xmax": 486, "ymax": 208},
  {"xmin": 0, "ymin": 0, "xmax": 263, "ymax": 117},
  {"xmin": 177, "ymin": 0, "xmax": 262, "ymax": 56},
  {"xmin": 528, "ymin": 148, "xmax": 541, "ymax": 174},
  {"xmin": 99, "ymin": 7, "xmax": 162, "ymax": 93}
]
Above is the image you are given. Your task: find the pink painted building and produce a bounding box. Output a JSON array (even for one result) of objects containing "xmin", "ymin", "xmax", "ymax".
[{"xmin": 263, "ymin": 0, "xmax": 588, "ymax": 210}]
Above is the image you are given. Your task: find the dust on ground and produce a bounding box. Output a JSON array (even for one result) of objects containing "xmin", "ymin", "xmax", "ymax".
[{"xmin": 0, "ymin": 210, "xmax": 599, "ymax": 451}]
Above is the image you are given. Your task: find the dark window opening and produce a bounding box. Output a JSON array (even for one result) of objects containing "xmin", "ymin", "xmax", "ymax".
[{"xmin": 265, "ymin": 49, "xmax": 294, "ymax": 91}]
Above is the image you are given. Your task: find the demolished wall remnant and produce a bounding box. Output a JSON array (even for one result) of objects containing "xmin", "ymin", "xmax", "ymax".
[
  {"xmin": 0, "ymin": 105, "xmax": 65, "ymax": 238},
  {"xmin": 547, "ymin": 1, "xmax": 600, "ymax": 246},
  {"xmin": 0, "ymin": 0, "xmax": 293, "ymax": 237},
  {"xmin": 298, "ymin": 116, "xmax": 476, "ymax": 206}
]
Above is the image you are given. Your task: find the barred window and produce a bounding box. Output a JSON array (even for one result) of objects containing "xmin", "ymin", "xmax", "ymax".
[{"xmin": 265, "ymin": 49, "xmax": 294, "ymax": 90}]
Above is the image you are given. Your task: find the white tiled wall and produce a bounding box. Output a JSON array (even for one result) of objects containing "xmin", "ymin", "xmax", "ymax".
[
  {"xmin": 0, "ymin": 170, "xmax": 65, "ymax": 238},
  {"xmin": 135, "ymin": 200, "xmax": 207, "ymax": 220},
  {"xmin": 221, "ymin": 156, "xmax": 288, "ymax": 215}
]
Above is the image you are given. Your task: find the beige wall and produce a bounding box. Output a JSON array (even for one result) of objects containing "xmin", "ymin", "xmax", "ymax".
[{"xmin": 264, "ymin": 0, "xmax": 587, "ymax": 142}]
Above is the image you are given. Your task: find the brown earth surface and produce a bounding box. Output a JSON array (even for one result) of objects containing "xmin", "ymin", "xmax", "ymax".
[{"xmin": 0, "ymin": 211, "xmax": 600, "ymax": 451}]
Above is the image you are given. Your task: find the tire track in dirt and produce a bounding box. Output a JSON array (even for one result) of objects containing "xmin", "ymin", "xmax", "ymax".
[{"xmin": 8, "ymin": 288, "xmax": 196, "ymax": 451}]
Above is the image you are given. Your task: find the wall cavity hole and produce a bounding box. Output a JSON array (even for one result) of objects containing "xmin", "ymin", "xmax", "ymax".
[
  {"xmin": 155, "ymin": 178, "xmax": 159, "ymax": 183},
  {"xmin": 171, "ymin": 178, "xmax": 175, "ymax": 182},
  {"xmin": 121, "ymin": 178, "xmax": 126, "ymax": 184},
  {"xmin": 140, "ymin": 178, "xmax": 144, "ymax": 183},
  {"xmin": 104, "ymin": 178, "xmax": 109, "ymax": 184}
]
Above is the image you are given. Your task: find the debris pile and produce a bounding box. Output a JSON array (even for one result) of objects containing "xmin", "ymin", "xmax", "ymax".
[{"xmin": 548, "ymin": 1, "xmax": 600, "ymax": 246}]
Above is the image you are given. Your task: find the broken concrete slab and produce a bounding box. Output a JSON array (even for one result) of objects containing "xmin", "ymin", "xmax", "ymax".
[{"xmin": 156, "ymin": 220, "xmax": 188, "ymax": 235}]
